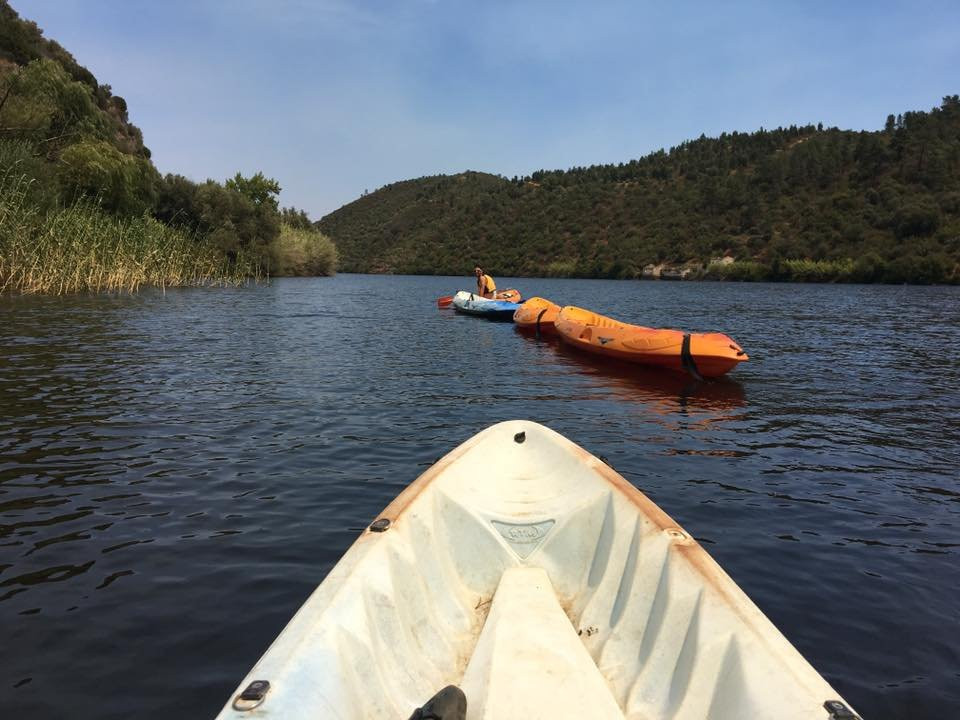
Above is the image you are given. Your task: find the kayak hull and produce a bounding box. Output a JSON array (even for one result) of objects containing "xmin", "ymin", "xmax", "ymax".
[
  {"xmin": 555, "ymin": 305, "xmax": 748, "ymax": 377},
  {"xmin": 513, "ymin": 297, "xmax": 561, "ymax": 336},
  {"xmin": 217, "ymin": 421, "xmax": 854, "ymax": 720}
]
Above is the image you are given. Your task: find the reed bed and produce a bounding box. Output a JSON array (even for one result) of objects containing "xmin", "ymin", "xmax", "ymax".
[{"xmin": 0, "ymin": 172, "xmax": 260, "ymax": 295}]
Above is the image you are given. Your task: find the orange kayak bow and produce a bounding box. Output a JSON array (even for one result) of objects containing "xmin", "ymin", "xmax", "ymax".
[{"xmin": 513, "ymin": 297, "xmax": 561, "ymax": 336}]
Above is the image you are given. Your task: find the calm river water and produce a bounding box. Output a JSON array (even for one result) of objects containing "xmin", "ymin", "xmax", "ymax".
[{"xmin": 1, "ymin": 274, "xmax": 958, "ymax": 719}]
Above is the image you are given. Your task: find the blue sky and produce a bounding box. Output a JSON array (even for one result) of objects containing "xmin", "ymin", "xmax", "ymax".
[{"xmin": 13, "ymin": 0, "xmax": 960, "ymax": 218}]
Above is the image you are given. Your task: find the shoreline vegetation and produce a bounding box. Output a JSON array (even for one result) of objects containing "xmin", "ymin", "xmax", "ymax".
[
  {"xmin": 541, "ymin": 254, "xmax": 952, "ymax": 284},
  {"xmin": 0, "ymin": 171, "xmax": 260, "ymax": 294},
  {"xmin": 0, "ymin": 2, "xmax": 336, "ymax": 295}
]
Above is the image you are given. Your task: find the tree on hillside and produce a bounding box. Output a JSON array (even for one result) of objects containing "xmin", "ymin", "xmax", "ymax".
[
  {"xmin": 195, "ymin": 178, "xmax": 280, "ymax": 260},
  {"xmin": 226, "ymin": 171, "xmax": 281, "ymax": 210},
  {"xmin": 280, "ymin": 206, "xmax": 313, "ymax": 230},
  {"xmin": 0, "ymin": 58, "xmax": 105, "ymax": 149},
  {"xmin": 57, "ymin": 139, "xmax": 157, "ymax": 214}
]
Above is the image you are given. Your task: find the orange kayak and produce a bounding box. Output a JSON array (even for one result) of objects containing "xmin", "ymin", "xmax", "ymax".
[
  {"xmin": 555, "ymin": 305, "xmax": 748, "ymax": 378},
  {"xmin": 513, "ymin": 297, "xmax": 560, "ymax": 335}
]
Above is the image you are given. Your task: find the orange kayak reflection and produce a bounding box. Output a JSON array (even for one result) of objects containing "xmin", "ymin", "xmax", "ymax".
[
  {"xmin": 517, "ymin": 331, "xmax": 747, "ymax": 413},
  {"xmin": 563, "ymin": 346, "xmax": 745, "ymax": 411}
]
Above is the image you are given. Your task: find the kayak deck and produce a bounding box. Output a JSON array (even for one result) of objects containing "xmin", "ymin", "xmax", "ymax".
[
  {"xmin": 461, "ymin": 566, "xmax": 623, "ymax": 718},
  {"xmin": 217, "ymin": 421, "xmax": 855, "ymax": 720}
]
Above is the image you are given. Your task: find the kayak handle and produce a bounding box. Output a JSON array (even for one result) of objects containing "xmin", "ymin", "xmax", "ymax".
[
  {"xmin": 535, "ymin": 308, "xmax": 548, "ymax": 340},
  {"xmin": 680, "ymin": 334, "xmax": 704, "ymax": 382},
  {"xmin": 233, "ymin": 680, "xmax": 270, "ymax": 711}
]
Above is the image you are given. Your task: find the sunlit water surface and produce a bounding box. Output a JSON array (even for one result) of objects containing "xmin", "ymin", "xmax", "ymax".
[{"xmin": 1, "ymin": 275, "xmax": 958, "ymax": 719}]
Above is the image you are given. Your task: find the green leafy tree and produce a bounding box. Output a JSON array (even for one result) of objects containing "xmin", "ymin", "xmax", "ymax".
[
  {"xmin": 195, "ymin": 180, "xmax": 280, "ymax": 261},
  {"xmin": 280, "ymin": 206, "xmax": 313, "ymax": 230},
  {"xmin": 57, "ymin": 139, "xmax": 156, "ymax": 214},
  {"xmin": 225, "ymin": 171, "xmax": 281, "ymax": 210},
  {"xmin": 154, "ymin": 173, "xmax": 202, "ymax": 229},
  {"xmin": 0, "ymin": 58, "xmax": 106, "ymax": 148},
  {"xmin": 894, "ymin": 202, "xmax": 940, "ymax": 239}
]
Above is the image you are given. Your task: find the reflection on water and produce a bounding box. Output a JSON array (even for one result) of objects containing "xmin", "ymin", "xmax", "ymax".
[
  {"xmin": 512, "ymin": 330, "xmax": 747, "ymax": 438},
  {"xmin": 1, "ymin": 276, "xmax": 959, "ymax": 720},
  {"xmin": 552, "ymin": 340, "xmax": 746, "ymax": 410}
]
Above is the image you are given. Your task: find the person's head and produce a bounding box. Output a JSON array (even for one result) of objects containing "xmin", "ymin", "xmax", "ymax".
[{"xmin": 474, "ymin": 266, "xmax": 483, "ymax": 278}]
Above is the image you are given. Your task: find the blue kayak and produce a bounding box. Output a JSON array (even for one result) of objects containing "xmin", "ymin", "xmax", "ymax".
[{"xmin": 451, "ymin": 291, "xmax": 520, "ymax": 321}]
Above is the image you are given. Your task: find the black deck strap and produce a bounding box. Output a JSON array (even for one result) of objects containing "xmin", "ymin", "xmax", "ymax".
[
  {"xmin": 680, "ymin": 333, "xmax": 704, "ymax": 382},
  {"xmin": 408, "ymin": 685, "xmax": 467, "ymax": 720},
  {"xmin": 535, "ymin": 307, "xmax": 548, "ymax": 340}
]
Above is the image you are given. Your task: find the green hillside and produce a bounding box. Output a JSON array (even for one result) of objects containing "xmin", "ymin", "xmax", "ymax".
[
  {"xmin": 0, "ymin": 1, "xmax": 335, "ymax": 293},
  {"xmin": 319, "ymin": 98, "xmax": 960, "ymax": 284}
]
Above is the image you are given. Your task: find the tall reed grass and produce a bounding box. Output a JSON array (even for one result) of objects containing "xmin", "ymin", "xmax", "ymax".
[{"xmin": 0, "ymin": 171, "xmax": 260, "ymax": 294}]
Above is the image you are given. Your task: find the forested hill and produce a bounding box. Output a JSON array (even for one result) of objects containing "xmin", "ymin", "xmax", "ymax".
[
  {"xmin": 0, "ymin": 1, "xmax": 147, "ymax": 157},
  {"xmin": 319, "ymin": 98, "xmax": 960, "ymax": 283}
]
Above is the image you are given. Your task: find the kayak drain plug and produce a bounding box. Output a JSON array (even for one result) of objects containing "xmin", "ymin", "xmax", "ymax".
[
  {"xmin": 370, "ymin": 518, "xmax": 391, "ymax": 532},
  {"xmin": 514, "ymin": 431, "xmax": 526, "ymax": 444}
]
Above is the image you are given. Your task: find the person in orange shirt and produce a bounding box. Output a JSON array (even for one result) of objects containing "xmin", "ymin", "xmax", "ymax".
[{"xmin": 474, "ymin": 266, "xmax": 497, "ymax": 299}]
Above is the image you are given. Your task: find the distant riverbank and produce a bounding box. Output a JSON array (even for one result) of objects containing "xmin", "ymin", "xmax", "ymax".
[
  {"xmin": 333, "ymin": 258, "xmax": 958, "ymax": 285},
  {"xmin": 648, "ymin": 256, "xmax": 956, "ymax": 284}
]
